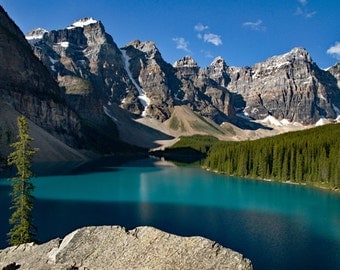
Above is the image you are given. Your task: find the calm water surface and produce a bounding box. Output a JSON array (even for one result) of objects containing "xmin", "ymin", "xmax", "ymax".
[{"xmin": 0, "ymin": 158, "xmax": 339, "ymax": 270}]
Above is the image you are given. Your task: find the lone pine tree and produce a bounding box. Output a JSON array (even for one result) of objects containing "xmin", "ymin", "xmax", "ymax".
[{"xmin": 7, "ymin": 116, "xmax": 38, "ymax": 246}]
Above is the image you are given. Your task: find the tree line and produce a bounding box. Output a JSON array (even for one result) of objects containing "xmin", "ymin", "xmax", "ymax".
[{"xmin": 203, "ymin": 123, "xmax": 340, "ymax": 189}]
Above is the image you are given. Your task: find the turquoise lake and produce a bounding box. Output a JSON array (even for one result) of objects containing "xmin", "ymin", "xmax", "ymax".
[{"xmin": 0, "ymin": 158, "xmax": 339, "ymax": 269}]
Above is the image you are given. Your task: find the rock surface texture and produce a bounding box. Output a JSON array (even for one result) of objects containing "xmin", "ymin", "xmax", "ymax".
[
  {"xmin": 225, "ymin": 48, "xmax": 340, "ymax": 124},
  {"xmin": 0, "ymin": 226, "xmax": 252, "ymax": 270},
  {"xmin": 0, "ymin": 7, "xmax": 83, "ymax": 146},
  {"xmin": 28, "ymin": 17, "xmax": 340, "ymax": 126},
  {"xmin": 0, "ymin": 7, "xmax": 136, "ymax": 159}
]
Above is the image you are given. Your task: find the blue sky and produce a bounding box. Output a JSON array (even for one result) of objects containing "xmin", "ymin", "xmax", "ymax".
[{"xmin": 1, "ymin": 0, "xmax": 339, "ymax": 68}]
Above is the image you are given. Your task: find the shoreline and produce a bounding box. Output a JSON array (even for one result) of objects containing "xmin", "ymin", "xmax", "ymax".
[{"xmin": 204, "ymin": 167, "xmax": 340, "ymax": 194}]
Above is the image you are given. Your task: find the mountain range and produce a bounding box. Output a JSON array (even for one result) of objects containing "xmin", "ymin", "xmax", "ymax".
[{"xmin": 1, "ymin": 6, "xmax": 339, "ymax": 162}]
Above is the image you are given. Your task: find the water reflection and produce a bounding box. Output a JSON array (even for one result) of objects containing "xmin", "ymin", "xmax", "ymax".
[{"xmin": 0, "ymin": 159, "xmax": 339, "ymax": 270}]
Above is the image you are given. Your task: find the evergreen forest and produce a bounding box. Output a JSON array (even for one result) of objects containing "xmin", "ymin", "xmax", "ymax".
[
  {"xmin": 203, "ymin": 123, "xmax": 340, "ymax": 189},
  {"xmin": 173, "ymin": 124, "xmax": 340, "ymax": 190}
]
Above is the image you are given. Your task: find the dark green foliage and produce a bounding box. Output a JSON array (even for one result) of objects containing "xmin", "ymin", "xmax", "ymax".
[
  {"xmin": 152, "ymin": 147, "xmax": 206, "ymax": 164},
  {"xmin": 204, "ymin": 123, "xmax": 340, "ymax": 190},
  {"xmin": 152, "ymin": 135, "xmax": 218, "ymax": 164},
  {"xmin": 171, "ymin": 135, "xmax": 219, "ymax": 154},
  {"xmin": 5, "ymin": 130, "xmax": 12, "ymax": 144},
  {"xmin": 7, "ymin": 116, "xmax": 38, "ymax": 245}
]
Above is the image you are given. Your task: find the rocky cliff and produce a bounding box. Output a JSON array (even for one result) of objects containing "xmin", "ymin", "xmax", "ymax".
[
  {"xmin": 328, "ymin": 62, "xmax": 340, "ymax": 90},
  {"xmin": 27, "ymin": 17, "xmax": 340, "ymax": 129},
  {"xmin": 121, "ymin": 40, "xmax": 179, "ymax": 121},
  {"xmin": 0, "ymin": 226, "xmax": 253, "ymax": 270},
  {"xmin": 0, "ymin": 7, "xmax": 139, "ymax": 160},
  {"xmin": 174, "ymin": 56, "xmax": 235, "ymax": 124},
  {"xmin": 225, "ymin": 48, "xmax": 340, "ymax": 124},
  {"xmin": 0, "ymin": 6, "xmax": 83, "ymax": 156},
  {"xmin": 25, "ymin": 18, "xmax": 143, "ymax": 138}
]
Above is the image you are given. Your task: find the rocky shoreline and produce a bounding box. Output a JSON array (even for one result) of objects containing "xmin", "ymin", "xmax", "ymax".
[{"xmin": 0, "ymin": 226, "xmax": 252, "ymax": 270}]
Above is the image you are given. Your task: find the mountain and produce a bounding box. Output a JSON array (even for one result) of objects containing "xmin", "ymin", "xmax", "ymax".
[
  {"xmin": 27, "ymin": 17, "xmax": 340, "ymax": 129},
  {"xmin": 225, "ymin": 48, "xmax": 340, "ymax": 124},
  {"xmin": 0, "ymin": 7, "xmax": 140, "ymax": 163},
  {"xmin": 1, "ymin": 5, "xmax": 340, "ymax": 158},
  {"xmin": 0, "ymin": 6, "xmax": 84, "ymax": 160},
  {"xmin": 328, "ymin": 62, "xmax": 340, "ymax": 90}
]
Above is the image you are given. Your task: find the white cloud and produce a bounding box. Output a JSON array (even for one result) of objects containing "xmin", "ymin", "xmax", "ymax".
[
  {"xmin": 243, "ymin": 19, "xmax": 266, "ymax": 31},
  {"xmin": 203, "ymin": 33, "xmax": 222, "ymax": 46},
  {"xmin": 327, "ymin": 42, "xmax": 340, "ymax": 59},
  {"xmin": 194, "ymin": 23, "xmax": 208, "ymax": 32},
  {"xmin": 295, "ymin": 0, "xmax": 316, "ymax": 18},
  {"xmin": 201, "ymin": 50, "xmax": 213, "ymax": 59},
  {"xmin": 194, "ymin": 23, "xmax": 222, "ymax": 46},
  {"xmin": 173, "ymin": 37, "xmax": 190, "ymax": 52}
]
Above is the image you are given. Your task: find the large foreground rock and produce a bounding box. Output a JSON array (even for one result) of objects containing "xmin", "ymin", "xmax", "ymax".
[{"xmin": 0, "ymin": 226, "xmax": 252, "ymax": 270}]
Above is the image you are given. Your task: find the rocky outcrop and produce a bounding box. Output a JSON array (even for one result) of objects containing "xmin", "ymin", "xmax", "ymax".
[
  {"xmin": 26, "ymin": 17, "xmax": 141, "ymax": 122},
  {"xmin": 174, "ymin": 56, "xmax": 235, "ymax": 124},
  {"xmin": 328, "ymin": 62, "xmax": 340, "ymax": 89},
  {"xmin": 0, "ymin": 6, "xmax": 82, "ymax": 148},
  {"xmin": 0, "ymin": 226, "xmax": 252, "ymax": 270},
  {"xmin": 0, "ymin": 7, "xmax": 138, "ymax": 157},
  {"xmin": 225, "ymin": 48, "xmax": 340, "ymax": 124},
  {"xmin": 122, "ymin": 40, "xmax": 179, "ymax": 121}
]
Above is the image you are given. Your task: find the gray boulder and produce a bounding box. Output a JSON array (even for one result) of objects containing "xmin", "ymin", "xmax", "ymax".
[{"xmin": 0, "ymin": 226, "xmax": 252, "ymax": 270}]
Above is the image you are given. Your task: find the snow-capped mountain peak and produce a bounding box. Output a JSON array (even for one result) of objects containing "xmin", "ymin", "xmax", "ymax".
[
  {"xmin": 25, "ymin": 28, "xmax": 48, "ymax": 43},
  {"xmin": 67, "ymin": 17, "xmax": 98, "ymax": 29},
  {"xmin": 257, "ymin": 47, "xmax": 312, "ymax": 69}
]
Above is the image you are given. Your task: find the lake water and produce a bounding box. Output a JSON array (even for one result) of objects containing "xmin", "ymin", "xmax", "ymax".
[{"xmin": 0, "ymin": 158, "xmax": 339, "ymax": 270}]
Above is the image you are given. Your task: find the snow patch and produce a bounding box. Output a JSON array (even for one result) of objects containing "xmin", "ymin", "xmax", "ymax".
[
  {"xmin": 236, "ymin": 112, "xmax": 252, "ymax": 121},
  {"xmin": 25, "ymin": 28, "xmax": 48, "ymax": 44},
  {"xmin": 280, "ymin": 119, "xmax": 291, "ymax": 126},
  {"xmin": 25, "ymin": 28, "xmax": 48, "ymax": 40},
  {"xmin": 121, "ymin": 49, "xmax": 150, "ymax": 116},
  {"xmin": 315, "ymin": 118, "xmax": 328, "ymax": 126},
  {"xmin": 261, "ymin": 115, "xmax": 283, "ymax": 127},
  {"xmin": 58, "ymin": 41, "xmax": 69, "ymax": 48},
  {"xmin": 50, "ymin": 65, "xmax": 56, "ymax": 72},
  {"xmin": 272, "ymin": 61, "xmax": 291, "ymax": 69},
  {"xmin": 67, "ymin": 17, "xmax": 98, "ymax": 29}
]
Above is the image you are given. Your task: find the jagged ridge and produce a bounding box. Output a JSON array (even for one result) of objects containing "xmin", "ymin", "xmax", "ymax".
[{"xmin": 26, "ymin": 18, "xmax": 340, "ymax": 128}]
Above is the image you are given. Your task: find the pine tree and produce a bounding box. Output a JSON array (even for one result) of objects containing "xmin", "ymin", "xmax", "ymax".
[
  {"xmin": 202, "ymin": 123, "xmax": 339, "ymax": 190},
  {"xmin": 7, "ymin": 116, "xmax": 38, "ymax": 246}
]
